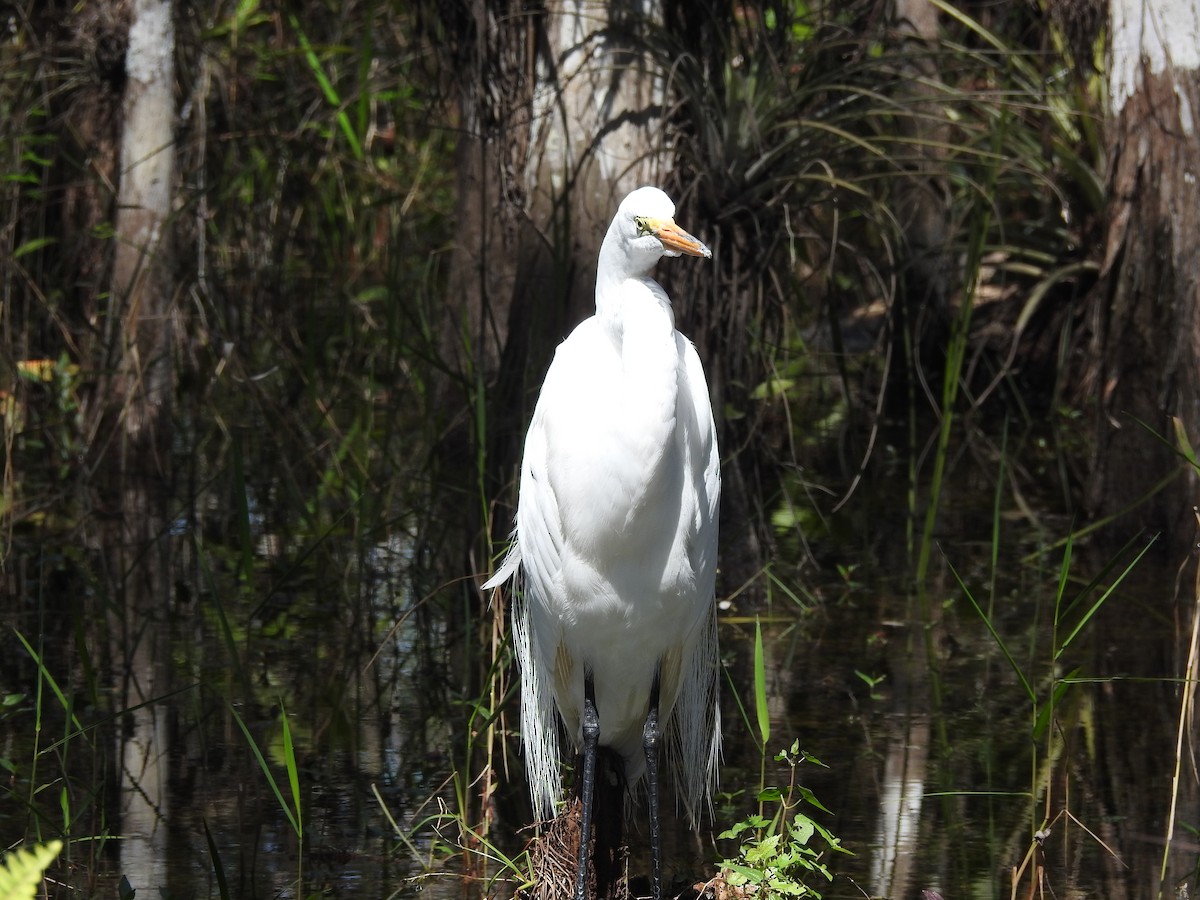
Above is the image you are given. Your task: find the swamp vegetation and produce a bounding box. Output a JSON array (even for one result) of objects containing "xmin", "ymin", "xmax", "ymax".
[{"xmin": 4, "ymin": 0, "xmax": 1200, "ymax": 898}]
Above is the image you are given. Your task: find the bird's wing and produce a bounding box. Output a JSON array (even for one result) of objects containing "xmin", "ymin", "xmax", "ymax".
[
  {"xmin": 680, "ymin": 335, "xmax": 720, "ymax": 608},
  {"xmin": 480, "ymin": 338, "xmax": 576, "ymax": 819},
  {"xmin": 510, "ymin": 345, "xmax": 579, "ymax": 821},
  {"xmin": 670, "ymin": 334, "xmax": 722, "ymax": 826},
  {"xmin": 514, "ymin": 406, "xmax": 565, "ymax": 609}
]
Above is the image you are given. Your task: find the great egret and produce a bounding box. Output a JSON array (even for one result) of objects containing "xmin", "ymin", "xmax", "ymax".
[{"xmin": 484, "ymin": 186, "xmax": 721, "ymax": 900}]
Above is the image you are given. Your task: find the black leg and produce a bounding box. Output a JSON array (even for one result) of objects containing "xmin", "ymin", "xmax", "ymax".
[
  {"xmin": 643, "ymin": 672, "xmax": 663, "ymax": 900},
  {"xmin": 577, "ymin": 673, "xmax": 600, "ymax": 900}
]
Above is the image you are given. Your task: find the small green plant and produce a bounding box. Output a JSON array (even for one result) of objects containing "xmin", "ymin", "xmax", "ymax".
[
  {"xmin": 853, "ymin": 669, "xmax": 886, "ymax": 700},
  {"xmin": 715, "ymin": 742, "xmax": 849, "ymax": 898},
  {"xmin": 834, "ymin": 563, "xmax": 860, "ymax": 589}
]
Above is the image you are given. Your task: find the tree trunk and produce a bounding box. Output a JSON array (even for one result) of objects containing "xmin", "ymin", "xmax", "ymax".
[
  {"xmin": 443, "ymin": 0, "xmax": 672, "ymax": 400},
  {"xmin": 891, "ymin": 0, "xmax": 952, "ymax": 372},
  {"xmin": 428, "ymin": 0, "xmax": 677, "ymax": 860},
  {"xmin": 102, "ymin": 1, "xmax": 177, "ymax": 892},
  {"xmin": 1088, "ymin": 0, "xmax": 1200, "ymax": 550},
  {"xmin": 109, "ymin": 0, "xmax": 177, "ymax": 442}
]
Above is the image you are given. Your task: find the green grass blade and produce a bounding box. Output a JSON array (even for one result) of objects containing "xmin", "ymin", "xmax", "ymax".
[
  {"xmin": 1032, "ymin": 668, "xmax": 1078, "ymax": 741},
  {"xmin": 289, "ymin": 15, "xmax": 363, "ymax": 160},
  {"xmin": 949, "ymin": 558, "xmax": 1036, "ymax": 703},
  {"xmin": 228, "ymin": 702, "xmax": 300, "ymax": 835},
  {"xmin": 1055, "ymin": 530, "xmax": 1073, "ymax": 605},
  {"xmin": 1058, "ymin": 529, "xmax": 1146, "ymax": 622},
  {"xmin": 12, "ymin": 631, "xmax": 86, "ymax": 735},
  {"xmin": 1171, "ymin": 415, "xmax": 1199, "ymax": 470},
  {"xmin": 13, "ymin": 237, "xmax": 56, "ymax": 259},
  {"xmin": 1056, "ymin": 535, "xmax": 1157, "ymax": 659},
  {"xmin": 722, "ymin": 659, "xmax": 755, "ymax": 738},
  {"xmin": 754, "ymin": 618, "xmax": 770, "ymax": 747},
  {"xmin": 1051, "ymin": 530, "xmax": 1074, "ymax": 658},
  {"xmin": 279, "ymin": 701, "xmax": 303, "ymax": 837},
  {"xmin": 202, "ymin": 818, "xmax": 232, "ymax": 900},
  {"xmin": 1129, "ymin": 413, "xmax": 1200, "ymax": 470}
]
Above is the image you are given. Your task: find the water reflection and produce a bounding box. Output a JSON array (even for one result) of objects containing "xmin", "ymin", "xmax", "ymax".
[
  {"xmin": 773, "ymin": 546, "xmax": 1200, "ymax": 900},
  {"xmin": 116, "ymin": 624, "xmax": 171, "ymax": 896},
  {"xmin": 107, "ymin": 472, "xmax": 175, "ymax": 899},
  {"xmin": 868, "ymin": 711, "xmax": 930, "ymax": 898},
  {"xmin": 8, "ymin": 490, "xmax": 1200, "ymax": 899}
]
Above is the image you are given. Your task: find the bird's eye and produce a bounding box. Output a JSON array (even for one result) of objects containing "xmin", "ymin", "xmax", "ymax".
[{"xmin": 634, "ymin": 216, "xmax": 653, "ymax": 236}]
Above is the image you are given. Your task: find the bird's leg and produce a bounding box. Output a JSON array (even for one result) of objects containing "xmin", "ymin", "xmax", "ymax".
[
  {"xmin": 577, "ymin": 672, "xmax": 600, "ymax": 900},
  {"xmin": 643, "ymin": 671, "xmax": 663, "ymax": 900}
]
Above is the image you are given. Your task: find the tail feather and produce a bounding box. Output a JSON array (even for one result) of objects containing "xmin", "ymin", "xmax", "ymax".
[
  {"xmin": 485, "ymin": 539, "xmax": 564, "ymax": 820},
  {"xmin": 486, "ymin": 536, "xmax": 719, "ymax": 828},
  {"xmin": 482, "ymin": 531, "xmax": 520, "ymax": 591},
  {"xmin": 511, "ymin": 575, "xmax": 563, "ymax": 820},
  {"xmin": 669, "ymin": 604, "xmax": 721, "ymax": 829}
]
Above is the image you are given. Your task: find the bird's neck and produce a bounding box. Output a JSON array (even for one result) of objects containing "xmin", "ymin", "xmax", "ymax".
[
  {"xmin": 595, "ymin": 275, "xmax": 679, "ymax": 454},
  {"xmin": 595, "ymin": 273, "xmax": 676, "ymax": 349},
  {"xmin": 588, "ymin": 275, "xmax": 682, "ymax": 517}
]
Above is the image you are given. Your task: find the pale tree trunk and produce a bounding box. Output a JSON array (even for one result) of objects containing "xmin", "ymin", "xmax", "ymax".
[
  {"xmin": 484, "ymin": 0, "xmax": 672, "ymax": 475},
  {"xmin": 446, "ymin": 0, "xmax": 670, "ymax": 380},
  {"xmin": 432, "ymin": 0, "xmax": 676, "ymax": 881},
  {"xmin": 433, "ymin": 0, "xmax": 675, "ymax": 513},
  {"xmin": 490, "ymin": 0, "xmax": 674, "ymax": 475},
  {"xmin": 1090, "ymin": 4, "xmax": 1200, "ymax": 890},
  {"xmin": 891, "ymin": 0, "xmax": 952, "ymax": 361},
  {"xmin": 110, "ymin": 0, "xmax": 177, "ymax": 440},
  {"xmin": 102, "ymin": 0, "xmax": 177, "ymax": 893},
  {"xmin": 1088, "ymin": 0, "xmax": 1200, "ymax": 552},
  {"xmin": 524, "ymin": 0, "xmax": 669, "ymax": 317}
]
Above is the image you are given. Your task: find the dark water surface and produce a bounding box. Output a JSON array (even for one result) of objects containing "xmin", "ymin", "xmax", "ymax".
[{"xmin": 4, "ymin": 450, "xmax": 1197, "ymax": 900}]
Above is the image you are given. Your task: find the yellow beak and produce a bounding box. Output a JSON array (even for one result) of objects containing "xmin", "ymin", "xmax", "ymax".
[{"xmin": 649, "ymin": 218, "xmax": 712, "ymax": 259}]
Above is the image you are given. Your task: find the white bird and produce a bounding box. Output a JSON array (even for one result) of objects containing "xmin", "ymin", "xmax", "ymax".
[{"xmin": 484, "ymin": 186, "xmax": 721, "ymax": 900}]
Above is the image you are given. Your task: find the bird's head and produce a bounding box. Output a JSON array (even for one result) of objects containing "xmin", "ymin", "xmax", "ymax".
[{"xmin": 606, "ymin": 187, "xmax": 712, "ymax": 274}]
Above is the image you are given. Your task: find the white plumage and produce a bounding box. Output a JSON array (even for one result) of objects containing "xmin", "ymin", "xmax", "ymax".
[{"xmin": 485, "ymin": 186, "xmax": 721, "ymax": 862}]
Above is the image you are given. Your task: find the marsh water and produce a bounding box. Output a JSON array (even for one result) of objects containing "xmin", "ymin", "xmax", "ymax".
[{"xmin": 5, "ymin": 418, "xmax": 1196, "ymax": 900}]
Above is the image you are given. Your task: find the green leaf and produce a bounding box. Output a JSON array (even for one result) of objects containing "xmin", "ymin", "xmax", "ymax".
[
  {"xmin": 1055, "ymin": 535, "xmax": 1156, "ymax": 658},
  {"xmin": 744, "ymin": 833, "xmax": 781, "ymax": 863},
  {"xmin": 790, "ymin": 815, "xmax": 816, "ymax": 844},
  {"xmin": 769, "ymin": 877, "xmax": 807, "ymax": 895},
  {"xmin": 795, "ymin": 785, "xmax": 834, "ymax": 814},
  {"xmin": 723, "ymin": 863, "xmax": 764, "ymax": 884},
  {"xmin": 1172, "ymin": 415, "xmax": 1199, "ymax": 469},
  {"xmin": 949, "ymin": 559, "xmax": 1037, "ymax": 702},
  {"xmin": 13, "ymin": 237, "xmax": 56, "ymax": 259},
  {"xmin": 288, "ymin": 15, "xmax": 363, "ymax": 160},
  {"xmin": 754, "ymin": 618, "xmax": 770, "ymax": 746},
  {"xmin": 229, "ymin": 702, "xmax": 300, "ymax": 836},
  {"xmin": 202, "ymin": 818, "xmax": 231, "ymax": 900},
  {"xmin": 750, "ymin": 377, "xmax": 795, "ymax": 400},
  {"xmin": 0, "ymin": 841, "xmax": 62, "ymax": 900},
  {"xmin": 280, "ymin": 701, "xmax": 303, "ymax": 837}
]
